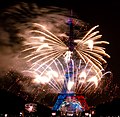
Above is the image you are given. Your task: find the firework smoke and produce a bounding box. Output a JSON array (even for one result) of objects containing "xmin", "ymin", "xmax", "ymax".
[{"xmin": 0, "ymin": 2, "xmax": 118, "ymax": 107}]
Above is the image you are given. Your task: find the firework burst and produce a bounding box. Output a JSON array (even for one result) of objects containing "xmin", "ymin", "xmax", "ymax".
[
  {"xmin": 20, "ymin": 22, "xmax": 110, "ymax": 96},
  {"xmin": 0, "ymin": 2, "xmax": 113, "ymax": 105}
]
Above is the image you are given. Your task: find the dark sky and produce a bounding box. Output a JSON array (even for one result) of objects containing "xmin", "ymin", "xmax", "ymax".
[
  {"xmin": 0, "ymin": 0, "xmax": 119, "ymax": 81},
  {"xmin": 0, "ymin": 0, "xmax": 120, "ymax": 110}
]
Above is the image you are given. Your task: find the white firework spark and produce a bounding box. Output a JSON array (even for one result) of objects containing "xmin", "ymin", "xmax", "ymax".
[
  {"xmin": 20, "ymin": 22, "xmax": 110, "ymax": 95},
  {"xmin": 75, "ymin": 25, "xmax": 110, "ymax": 77},
  {"xmin": 21, "ymin": 23, "xmax": 68, "ymax": 71}
]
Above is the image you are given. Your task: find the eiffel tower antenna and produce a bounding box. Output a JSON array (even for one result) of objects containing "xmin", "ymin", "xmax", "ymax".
[{"xmin": 68, "ymin": 9, "xmax": 74, "ymax": 51}]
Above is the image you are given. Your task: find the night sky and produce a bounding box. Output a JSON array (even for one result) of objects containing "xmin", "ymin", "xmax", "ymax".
[
  {"xmin": 0, "ymin": 0, "xmax": 120, "ymax": 115},
  {"xmin": 0, "ymin": 0, "xmax": 119, "ymax": 82}
]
